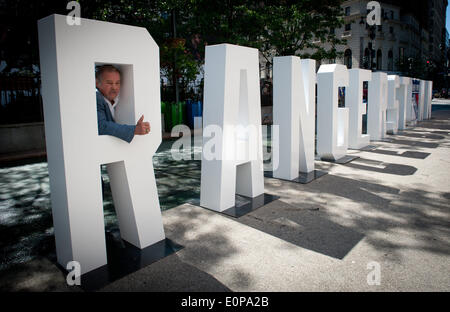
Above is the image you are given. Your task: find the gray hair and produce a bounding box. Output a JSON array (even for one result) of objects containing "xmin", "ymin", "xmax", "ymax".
[{"xmin": 95, "ymin": 65, "xmax": 121, "ymax": 82}]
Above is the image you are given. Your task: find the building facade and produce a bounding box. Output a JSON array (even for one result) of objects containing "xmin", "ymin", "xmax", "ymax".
[
  {"xmin": 302, "ymin": 0, "xmax": 447, "ymax": 74},
  {"xmin": 428, "ymin": 0, "xmax": 448, "ymax": 65}
]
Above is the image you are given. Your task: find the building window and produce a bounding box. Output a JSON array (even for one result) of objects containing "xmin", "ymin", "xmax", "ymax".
[
  {"xmin": 345, "ymin": 23, "xmax": 351, "ymax": 31},
  {"xmin": 389, "ymin": 26, "xmax": 394, "ymax": 34},
  {"xmin": 399, "ymin": 47, "xmax": 405, "ymax": 64},
  {"xmin": 344, "ymin": 49, "xmax": 352, "ymax": 69},
  {"xmin": 388, "ymin": 50, "xmax": 393, "ymax": 71},
  {"xmin": 377, "ymin": 49, "xmax": 383, "ymax": 70},
  {"xmin": 363, "ymin": 48, "xmax": 371, "ymax": 69},
  {"xmin": 345, "ymin": 6, "xmax": 351, "ymax": 16}
]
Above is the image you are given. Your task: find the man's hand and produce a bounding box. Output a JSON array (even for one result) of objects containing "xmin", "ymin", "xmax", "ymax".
[{"xmin": 135, "ymin": 115, "xmax": 151, "ymax": 135}]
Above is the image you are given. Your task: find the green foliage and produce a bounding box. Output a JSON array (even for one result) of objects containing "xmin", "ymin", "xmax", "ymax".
[
  {"xmin": 160, "ymin": 38, "xmax": 201, "ymax": 84},
  {"xmin": 80, "ymin": 0, "xmax": 347, "ymax": 97},
  {"xmin": 255, "ymin": 0, "xmax": 346, "ymax": 61},
  {"xmin": 83, "ymin": 0, "xmax": 346, "ymax": 73},
  {"xmin": 184, "ymin": 0, "xmax": 347, "ymax": 65},
  {"xmin": 395, "ymin": 57, "xmax": 428, "ymax": 80},
  {"xmin": 1, "ymin": 0, "xmax": 348, "ymax": 94},
  {"xmin": 84, "ymin": 0, "xmax": 201, "ymax": 92}
]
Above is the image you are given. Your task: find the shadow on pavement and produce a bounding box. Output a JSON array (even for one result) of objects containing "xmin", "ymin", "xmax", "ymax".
[
  {"xmin": 343, "ymin": 157, "xmax": 418, "ymax": 175},
  {"xmin": 365, "ymin": 148, "xmax": 430, "ymax": 159},
  {"xmin": 387, "ymin": 139, "xmax": 439, "ymax": 149},
  {"xmin": 396, "ymin": 132, "xmax": 445, "ymax": 140},
  {"xmin": 261, "ymin": 172, "xmax": 450, "ymax": 264},
  {"xmin": 237, "ymin": 199, "xmax": 364, "ymax": 260},
  {"xmin": 100, "ymin": 253, "xmax": 232, "ymax": 292}
]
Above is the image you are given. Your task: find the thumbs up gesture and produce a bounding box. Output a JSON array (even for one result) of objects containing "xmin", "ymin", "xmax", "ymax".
[{"xmin": 135, "ymin": 115, "xmax": 151, "ymax": 135}]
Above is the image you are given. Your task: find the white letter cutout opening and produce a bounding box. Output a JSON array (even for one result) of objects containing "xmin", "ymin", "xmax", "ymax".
[
  {"xmin": 368, "ymin": 72, "xmax": 388, "ymax": 141},
  {"xmin": 347, "ymin": 69, "xmax": 372, "ymax": 149},
  {"xmin": 38, "ymin": 15, "xmax": 165, "ymax": 274},
  {"xmin": 273, "ymin": 56, "xmax": 316, "ymax": 180},
  {"xmin": 200, "ymin": 44, "xmax": 264, "ymax": 212},
  {"xmin": 317, "ymin": 64, "xmax": 350, "ymax": 161}
]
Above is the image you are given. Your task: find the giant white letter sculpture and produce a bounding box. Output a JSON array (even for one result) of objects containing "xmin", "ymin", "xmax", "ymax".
[
  {"xmin": 368, "ymin": 72, "xmax": 388, "ymax": 141},
  {"xmin": 317, "ymin": 64, "xmax": 350, "ymax": 161},
  {"xmin": 200, "ymin": 44, "xmax": 264, "ymax": 212},
  {"xmin": 418, "ymin": 80, "xmax": 426, "ymax": 121},
  {"xmin": 424, "ymin": 81, "xmax": 433, "ymax": 120},
  {"xmin": 397, "ymin": 77, "xmax": 411, "ymax": 130},
  {"xmin": 406, "ymin": 80, "xmax": 417, "ymax": 123},
  {"xmin": 272, "ymin": 56, "xmax": 316, "ymax": 180},
  {"xmin": 347, "ymin": 69, "xmax": 371, "ymax": 149},
  {"xmin": 387, "ymin": 75, "xmax": 400, "ymax": 134},
  {"xmin": 38, "ymin": 15, "xmax": 165, "ymax": 274}
]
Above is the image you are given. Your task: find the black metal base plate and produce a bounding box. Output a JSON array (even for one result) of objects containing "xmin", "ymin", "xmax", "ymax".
[
  {"xmin": 319, "ymin": 155, "xmax": 360, "ymax": 164},
  {"xmin": 60, "ymin": 233, "xmax": 183, "ymax": 292},
  {"xmin": 264, "ymin": 170, "xmax": 328, "ymax": 184},
  {"xmin": 221, "ymin": 193, "xmax": 279, "ymax": 218},
  {"xmin": 195, "ymin": 193, "xmax": 279, "ymax": 218}
]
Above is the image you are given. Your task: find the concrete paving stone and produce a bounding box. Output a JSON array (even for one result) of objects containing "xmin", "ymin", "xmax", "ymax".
[{"xmin": 1, "ymin": 110, "xmax": 449, "ymax": 292}]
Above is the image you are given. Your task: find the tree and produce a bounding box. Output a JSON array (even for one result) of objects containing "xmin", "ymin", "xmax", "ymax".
[
  {"xmin": 160, "ymin": 37, "xmax": 201, "ymax": 100},
  {"xmin": 253, "ymin": 0, "xmax": 346, "ymax": 63},
  {"xmin": 185, "ymin": 0, "xmax": 346, "ymax": 69},
  {"xmin": 85, "ymin": 0, "xmax": 201, "ymax": 102},
  {"xmin": 2, "ymin": 0, "xmax": 348, "ymax": 100},
  {"xmin": 81, "ymin": 0, "xmax": 347, "ymax": 94},
  {"xmin": 396, "ymin": 56, "xmax": 427, "ymax": 80}
]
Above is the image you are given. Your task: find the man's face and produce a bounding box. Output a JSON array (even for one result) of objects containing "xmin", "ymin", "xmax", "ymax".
[{"xmin": 96, "ymin": 70, "xmax": 121, "ymax": 102}]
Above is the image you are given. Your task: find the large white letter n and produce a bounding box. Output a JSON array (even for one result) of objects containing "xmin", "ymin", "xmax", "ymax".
[
  {"xmin": 273, "ymin": 56, "xmax": 316, "ymax": 180},
  {"xmin": 38, "ymin": 15, "xmax": 165, "ymax": 274}
]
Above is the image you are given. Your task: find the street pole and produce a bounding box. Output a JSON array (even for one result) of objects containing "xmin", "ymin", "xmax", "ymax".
[{"xmin": 172, "ymin": 9, "xmax": 180, "ymax": 104}]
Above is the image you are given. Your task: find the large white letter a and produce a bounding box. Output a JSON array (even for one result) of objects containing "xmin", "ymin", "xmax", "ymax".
[{"xmin": 200, "ymin": 44, "xmax": 264, "ymax": 212}]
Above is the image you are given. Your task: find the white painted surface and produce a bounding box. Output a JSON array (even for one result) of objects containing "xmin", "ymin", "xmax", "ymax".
[
  {"xmin": 272, "ymin": 56, "xmax": 316, "ymax": 180},
  {"xmin": 200, "ymin": 44, "xmax": 264, "ymax": 212},
  {"xmin": 368, "ymin": 72, "xmax": 388, "ymax": 141},
  {"xmin": 418, "ymin": 80, "xmax": 426, "ymax": 121},
  {"xmin": 397, "ymin": 76, "xmax": 411, "ymax": 130},
  {"xmin": 387, "ymin": 75, "xmax": 400, "ymax": 134},
  {"xmin": 317, "ymin": 64, "xmax": 349, "ymax": 161},
  {"xmin": 424, "ymin": 80, "xmax": 433, "ymax": 120},
  {"xmin": 38, "ymin": 15, "xmax": 165, "ymax": 274},
  {"xmin": 347, "ymin": 69, "xmax": 371, "ymax": 149}
]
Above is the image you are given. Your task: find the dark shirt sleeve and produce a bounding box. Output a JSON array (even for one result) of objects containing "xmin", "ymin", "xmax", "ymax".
[{"xmin": 97, "ymin": 100, "xmax": 136, "ymax": 143}]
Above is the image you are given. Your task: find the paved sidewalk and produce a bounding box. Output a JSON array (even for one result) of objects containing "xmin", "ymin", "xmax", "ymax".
[
  {"xmin": 1, "ymin": 110, "xmax": 449, "ymax": 292},
  {"xmin": 432, "ymin": 98, "xmax": 450, "ymax": 105}
]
